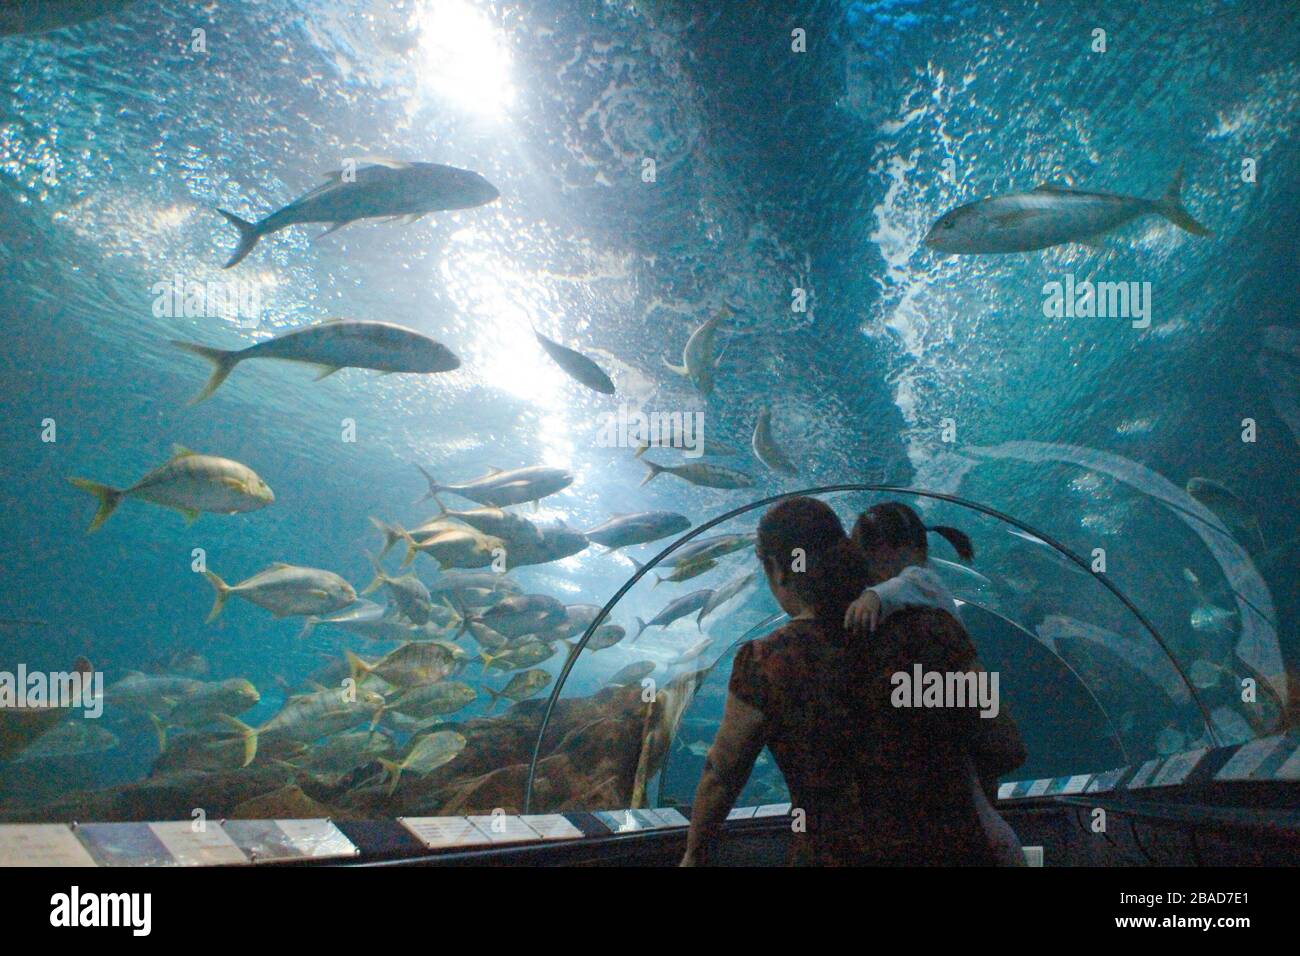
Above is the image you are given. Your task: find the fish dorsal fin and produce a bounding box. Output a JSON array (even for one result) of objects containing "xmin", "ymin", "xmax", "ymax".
[
  {"xmin": 485, "ymin": 467, "xmax": 503, "ymax": 475},
  {"xmin": 170, "ymin": 444, "xmax": 198, "ymax": 460},
  {"xmin": 321, "ymin": 317, "xmax": 346, "ymax": 324},
  {"xmin": 1032, "ymin": 183, "xmax": 1073, "ymax": 194},
  {"xmin": 307, "ymin": 681, "xmax": 328, "ymax": 693},
  {"xmin": 270, "ymin": 561, "xmax": 294, "ymax": 570},
  {"xmin": 357, "ymin": 155, "xmax": 412, "ymax": 170}
]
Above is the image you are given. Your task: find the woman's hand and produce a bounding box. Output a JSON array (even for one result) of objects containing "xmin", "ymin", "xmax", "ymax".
[{"xmin": 844, "ymin": 590, "xmax": 881, "ymax": 635}]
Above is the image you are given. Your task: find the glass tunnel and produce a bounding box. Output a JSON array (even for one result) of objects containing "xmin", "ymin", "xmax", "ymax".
[{"xmin": 0, "ymin": 0, "xmax": 1296, "ymax": 875}]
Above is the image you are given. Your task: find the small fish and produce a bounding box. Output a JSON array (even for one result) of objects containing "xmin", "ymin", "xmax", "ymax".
[
  {"xmin": 172, "ymin": 319, "xmax": 459, "ymax": 404},
  {"xmin": 1186, "ymin": 477, "xmax": 1265, "ymax": 551},
  {"xmin": 639, "ymin": 459, "xmax": 754, "ymax": 490},
  {"xmin": 480, "ymin": 639, "xmax": 556, "ymax": 672},
  {"xmin": 219, "ymin": 686, "xmax": 386, "ymax": 765},
  {"xmin": 632, "ymin": 554, "xmax": 716, "ymax": 586},
  {"xmin": 417, "ymin": 463, "xmax": 574, "ymax": 508},
  {"xmin": 751, "ymin": 406, "xmax": 798, "ymax": 476},
  {"xmin": 925, "ymin": 168, "xmax": 1210, "ymax": 255},
  {"xmin": 484, "ymin": 669, "xmax": 552, "ymax": 711},
  {"xmin": 453, "ymin": 593, "xmax": 567, "ymax": 639},
  {"xmin": 361, "ymin": 552, "xmax": 433, "ymax": 624},
  {"xmin": 498, "ymin": 524, "xmax": 590, "ymax": 569},
  {"xmin": 217, "ymin": 159, "xmax": 499, "ymax": 268},
  {"xmin": 662, "ymin": 532, "xmax": 756, "ymax": 566},
  {"xmin": 12, "ymin": 720, "xmax": 119, "ymax": 761},
  {"xmin": 427, "ymin": 501, "xmax": 546, "ymax": 548},
  {"xmin": 533, "ymin": 327, "xmax": 616, "ymax": 394},
  {"xmin": 606, "ymin": 660, "xmax": 656, "ymax": 687},
  {"xmin": 298, "ymin": 599, "xmax": 445, "ymax": 642},
  {"xmin": 384, "ymin": 681, "xmax": 477, "ymax": 721},
  {"xmin": 632, "ymin": 429, "xmax": 741, "ymax": 459},
  {"xmin": 697, "ymin": 570, "xmax": 757, "ymax": 628},
  {"xmin": 585, "ymin": 623, "xmax": 627, "ymax": 651},
  {"xmin": 0, "ymin": 658, "xmax": 93, "ymax": 763},
  {"xmin": 664, "ymin": 309, "xmax": 727, "ymax": 395},
  {"xmin": 203, "ymin": 563, "xmax": 356, "ymax": 623},
  {"xmin": 69, "ymin": 445, "xmax": 274, "ymax": 532},
  {"xmin": 634, "ymin": 590, "xmax": 714, "ymax": 641},
  {"xmin": 378, "ymin": 730, "xmax": 466, "ymax": 795},
  {"xmin": 347, "ymin": 642, "xmax": 465, "ymax": 688},
  {"xmin": 584, "ymin": 511, "xmax": 692, "ymax": 550},
  {"xmin": 400, "ymin": 525, "xmax": 505, "ymax": 571}
]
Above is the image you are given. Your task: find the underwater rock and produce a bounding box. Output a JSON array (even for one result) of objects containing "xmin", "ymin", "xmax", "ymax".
[{"xmin": 230, "ymin": 784, "xmax": 341, "ymax": 820}]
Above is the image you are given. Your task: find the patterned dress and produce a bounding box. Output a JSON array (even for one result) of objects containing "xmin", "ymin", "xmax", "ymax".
[{"xmin": 728, "ymin": 609, "xmax": 998, "ymax": 866}]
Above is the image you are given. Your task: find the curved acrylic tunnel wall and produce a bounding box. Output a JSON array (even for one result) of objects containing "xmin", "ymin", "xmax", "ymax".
[{"xmin": 524, "ymin": 483, "xmax": 1282, "ymax": 815}]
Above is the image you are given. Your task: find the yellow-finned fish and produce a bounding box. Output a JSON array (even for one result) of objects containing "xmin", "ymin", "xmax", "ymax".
[
  {"xmin": 68, "ymin": 445, "xmax": 274, "ymax": 532},
  {"xmin": 202, "ymin": 563, "xmax": 356, "ymax": 623},
  {"xmin": 171, "ymin": 319, "xmax": 460, "ymax": 404}
]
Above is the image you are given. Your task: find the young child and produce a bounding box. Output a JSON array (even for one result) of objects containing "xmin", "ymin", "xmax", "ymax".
[{"xmin": 845, "ymin": 503, "xmax": 1027, "ymax": 867}]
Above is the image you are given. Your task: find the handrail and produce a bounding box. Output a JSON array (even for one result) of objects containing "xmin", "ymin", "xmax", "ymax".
[{"xmin": 522, "ymin": 484, "xmax": 1215, "ymax": 813}]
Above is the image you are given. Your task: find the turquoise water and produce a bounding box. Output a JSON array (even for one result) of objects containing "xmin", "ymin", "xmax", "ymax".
[{"xmin": 0, "ymin": 0, "xmax": 1296, "ymax": 820}]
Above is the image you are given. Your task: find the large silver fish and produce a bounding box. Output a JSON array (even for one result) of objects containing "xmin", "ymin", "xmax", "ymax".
[
  {"xmin": 203, "ymin": 563, "xmax": 356, "ymax": 623},
  {"xmin": 751, "ymin": 406, "xmax": 798, "ymax": 476},
  {"xmin": 416, "ymin": 463, "xmax": 574, "ymax": 507},
  {"xmin": 639, "ymin": 459, "xmax": 754, "ymax": 489},
  {"xmin": 218, "ymin": 158, "xmax": 499, "ymax": 268},
  {"xmin": 925, "ymin": 169, "xmax": 1210, "ymax": 254},
  {"xmin": 584, "ymin": 511, "xmax": 692, "ymax": 550},
  {"xmin": 68, "ymin": 445, "xmax": 274, "ymax": 532},
  {"xmin": 633, "ymin": 589, "xmax": 714, "ymax": 641},
  {"xmin": 172, "ymin": 319, "xmax": 459, "ymax": 404},
  {"xmin": 663, "ymin": 309, "xmax": 728, "ymax": 395},
  {"xmin": 533, "ymin": 327, "xmax": 615, "ymax": 394}
]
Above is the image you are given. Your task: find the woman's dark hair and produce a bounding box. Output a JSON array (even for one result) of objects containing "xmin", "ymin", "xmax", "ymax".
[
  {"xmin": 850, "ymin": 501, "xmax": 975, "ymax": 562},
  {"xmin": 756, "ymin": 497, "xmax": 868, "ymax": 622}
]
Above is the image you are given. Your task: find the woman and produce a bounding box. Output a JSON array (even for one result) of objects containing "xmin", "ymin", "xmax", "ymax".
[
  {"xmin": 682, "ymin": 496, "xmax": 876, "ymax": 866},
  {"xmin": 682, "ymin": 497, "xmax": 1023, "ymax": 865}
]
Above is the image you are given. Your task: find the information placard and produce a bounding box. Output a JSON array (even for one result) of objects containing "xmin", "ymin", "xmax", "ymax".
[
  {"xmin": 148, "ymin": 821, "xmax": 249, "ymax": 866},
  {"xmin": 0, "ymin": 824, "xmax": 98, "ymax": 867},
  {"xmin": 399, "ymin": 816, "xmax": 491, "ymax": 850}
]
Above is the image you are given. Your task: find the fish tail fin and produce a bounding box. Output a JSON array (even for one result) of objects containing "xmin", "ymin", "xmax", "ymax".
[
  {"xmin": 662, "ymin": 356, "xmax": 689, "ymax": 377},
  {"xmin": 361, "ymin": 550, "xmax": 386, "ymax": 596},
  {"xmin": 202, "ymin": 571, "xmax": 231, "ymax": 624},
  {"xmin": 483, "ymin": 686, "xmax": 502, "ymax": 714},
  {"xmin": 218, "ymin": 209, "xmax": 262, "ymax": 268},
  {"xmin": 169, "ymin": 340, "xmax": 242, "ymax": 404},
  {"xmin": 297, "ymin": 616, "xmax": 320, "ymax": 639},
  {"xmin": 632, "ymin": 442, "xmax": 649, "ymax": 459},
  {"xmin": 627, "ymin": 555, "xmax": 645, "ymax": 574},
  {"xmin": 639, "ymin": 460, "xmax": 665, "ymax": 487},
  {"xmin": 378, "ymin": 757, "xmax": 404, "ymax": 796},
  {"xmin": 479, "ymin": 650, "xmax": 498, "ymax": 670},
  {"xmin": 148, "ymin": 713, "xmax": 168, "ymax": 754},
  {"xmin": 633, "ymin": 616, "xmax": 647, "ymax": 642},
  {"xmin": 414, "ymin": 464, "xmax": 441, "ymax": 503},
  {"xmin": 218, "ymin": 714, "xmax": 258, "ymax": 767},
  {"xmin": 369, "ymin": 516, "xmax": 406, "ymax": 559},
  {"xmin": 67, "ymin": 477, "xmax": 124, "ymax": 533},
  {"xmin": 1156, "ymin": 167, "xmax": 1211, "ymax": 237},
  {"xmin": 345, "ymin": 650, "xmax": 373, "ymax": 684}
]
